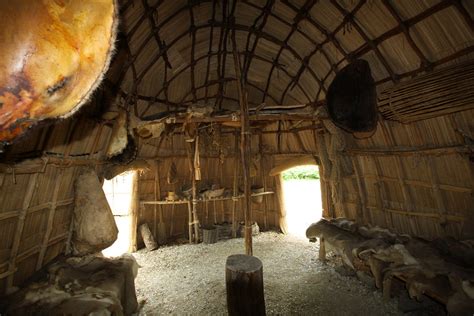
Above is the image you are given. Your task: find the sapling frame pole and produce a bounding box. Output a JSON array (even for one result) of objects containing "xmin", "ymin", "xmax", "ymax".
[
  {"xmin": 185, "ymin": 136, "xmax": 200, "ymax": 243},
  {"xmin": 231, "ymin": 28, "xmax": 252, "ymax": 256},
  {"xmin": 185, "ymin": 140, "xmax": 196, "ymax": 243},
  {"xmin": 231, "ymin": 130, "xmax": 239, "ymax": 238}
]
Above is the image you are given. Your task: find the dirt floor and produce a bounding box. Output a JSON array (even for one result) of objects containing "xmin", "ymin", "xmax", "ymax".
[{"xmin": 133, "ymin": 232, "xmax": 402, "ymax": 315}]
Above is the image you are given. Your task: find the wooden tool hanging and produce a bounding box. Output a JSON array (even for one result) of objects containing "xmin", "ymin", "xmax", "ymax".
[{"xmin": 194, "ymin": 136, "xmax": 201, "ymax": 181}]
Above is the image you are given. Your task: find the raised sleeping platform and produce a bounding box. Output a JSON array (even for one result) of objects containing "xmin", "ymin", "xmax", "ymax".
[{"xmin": 306, "ymin": 218, "xmax": 474, "ymax": 315}]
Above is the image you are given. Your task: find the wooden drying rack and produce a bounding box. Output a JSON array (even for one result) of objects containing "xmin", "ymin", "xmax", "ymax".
[
  {"xmin": 140, "ymin": 191, "xmax": 274, "ymax": 206},
  {"xmin": 140, "ymin": 191, "xmax": 274, "ymax": 244}
]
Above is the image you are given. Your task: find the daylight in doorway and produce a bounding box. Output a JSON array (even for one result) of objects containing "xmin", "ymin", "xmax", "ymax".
[
  {"xmin": 102, "ymin": 172, "xmax": 135, "ymax": 257},
  {"xmin": 282, "ymin": 165, "xmax": 322, "ymax": 238}
]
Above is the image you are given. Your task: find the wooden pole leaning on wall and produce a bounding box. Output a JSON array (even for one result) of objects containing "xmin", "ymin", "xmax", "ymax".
[{"xmin": 231, "ymin": 28, "xmax": 252, "ymax": 256}]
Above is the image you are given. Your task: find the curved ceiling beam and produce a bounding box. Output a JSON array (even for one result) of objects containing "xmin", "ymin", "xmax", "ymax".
[
  {"xmin": 214, "ymin": 0, "xmax": 236, "ymax": 109},
  {"xmin": 203, "ymin": 0, "xmax": 218, "ymax": 101},
  {"xmin": 241, "ymin": 0, "xmax": 274, "ymax": 85},
  {"xmin": 140, "ymin": 75, "xmax": 284, "ymax": 117},
  {"xmin": 118, "ymin": 0, "xmax": 470, "ymax": 112},
  {"xmin": 260, "ymin": 0, "xmax": 320, "ymax": 105},
  {"xmin": 279, "ymin": 0, "xmax": 369, "ymax": 103},
  {"xmin": 330, "ymin": 0, "xmax": 396, "ymax": 82},
  {"xmin": 147, "ymin": 50, "xmax": 310, "ymax": 106},
  {"xmin": 130, "ymin": 21, "xmax": 324, "ymax": 99}
]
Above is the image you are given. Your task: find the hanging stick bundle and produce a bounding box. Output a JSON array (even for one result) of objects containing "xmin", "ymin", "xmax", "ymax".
[{"xmin": 378, "ymin": 61, "xmax": 474, "ymax": 123}]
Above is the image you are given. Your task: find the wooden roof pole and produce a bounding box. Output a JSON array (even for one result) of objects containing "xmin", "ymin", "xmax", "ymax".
[{"xmin": 231, "ymin": 26, "xmax": 253, "ymax": 256}]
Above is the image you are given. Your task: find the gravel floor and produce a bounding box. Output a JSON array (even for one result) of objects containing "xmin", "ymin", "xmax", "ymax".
[{"xmin": 134, "ymin": 232, "xmax": 401, "ymax": 315}]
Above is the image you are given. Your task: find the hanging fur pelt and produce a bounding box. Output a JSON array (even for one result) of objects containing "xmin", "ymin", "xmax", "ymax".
[{"xmin": 107, "ymin": 134, "xmax": 138, "ymax": 165}]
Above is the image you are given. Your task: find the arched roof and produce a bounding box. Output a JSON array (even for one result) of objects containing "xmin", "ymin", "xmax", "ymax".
[{"xmin": 117, "ymin": 0, "xmax": 474, "ymax": 118}]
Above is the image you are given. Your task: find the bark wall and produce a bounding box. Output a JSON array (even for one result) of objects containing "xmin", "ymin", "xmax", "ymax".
[
  {"xmin": 137, "ymin": 135, "xmax": 282, "ymax": 242},
  {"xmin": 0, "ymin": 115, "xmax": 113, "ymax": 296},
  {"xmin": 136, "ymin": 107, "xmax": 473, "ymax": 243}
]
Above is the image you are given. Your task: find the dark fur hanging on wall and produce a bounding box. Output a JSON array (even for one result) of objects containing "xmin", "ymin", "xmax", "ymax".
[{"xmin": 326, "ymin": 59, "xmax": 378, "ymax": 135}]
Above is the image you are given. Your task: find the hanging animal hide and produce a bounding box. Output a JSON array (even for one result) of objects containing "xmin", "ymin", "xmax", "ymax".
[
  {"xmin": 0, "ymin": 0, "xmax": 117, "ymax": 145},
  {"xmin": 136, "ymin": 121, "xmax": 166, "ymax": 139},
  {"xmin": 71, "ymin": 169, "xmax": 118, "ymax": 256},
  {"xmin": 106, "ymin": 110, "xmax": 128, "ymax": 158},
  {"xmin": 108, "ymin": 135, "xmax": 138, "ymax": 165},
  {"xmin": 186, "ymin": 104, "xmax": 214, "ymax": 118},
  {"xmin": 326, "ymin": 59, "xmax": 378, "ymax": 137}
]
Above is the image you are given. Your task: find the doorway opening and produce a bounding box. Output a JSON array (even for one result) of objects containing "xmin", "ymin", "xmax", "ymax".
[
  {"xmin": 102, "ymin": 171, "xmax": 135, "ymax": 257},
  {"xmin": 281, "ymin": 165, "xmax": 322, "ymax": 238}
]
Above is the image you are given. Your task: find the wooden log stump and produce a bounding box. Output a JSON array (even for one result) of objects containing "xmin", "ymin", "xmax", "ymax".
[
  {"xmin": 226, "ymin": 254, "xmax": 266, "ymax": 316},
  {"xmin": 140, "ymin": 223, "xmax": 158, "ymax": 251},
  {"xmin": 202, "ymin": 226, "xmax": 218, "ymax": 244}
]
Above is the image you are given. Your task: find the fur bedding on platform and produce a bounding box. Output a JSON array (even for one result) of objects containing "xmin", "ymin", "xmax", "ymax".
[
  {"xmin": 306, "ymin": 218, "xmax": 474, "ymax": 315},
  {"xmin": 4, "ymin": 254, "xmax": 139, "ymax": 316}
]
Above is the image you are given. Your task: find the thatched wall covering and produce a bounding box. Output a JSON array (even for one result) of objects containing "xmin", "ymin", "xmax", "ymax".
[{"xmin": 0, "ymin": 116, "xmax": 113, "ymax": 295}]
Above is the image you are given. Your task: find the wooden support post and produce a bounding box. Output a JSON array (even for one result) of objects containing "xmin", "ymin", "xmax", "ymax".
[
  {"xmin": 36, "ymin": 170, "xmax": 63, "ymax": 270},
  {"xmin": 191, "ymin": 167, "xmax": 199, "ymax": 243},
  {"xmin": 213, "ymin": 199, "xmax": 217, "ymax": 224},
  {"xmin": 259, "ymin": 132, "xmax": 268, "ymax": 230},
  {"xmin": 221, "ymin": 200, "xmax": 225, "ymax": 223},
  {"xmin": 205, "ymin": 200, "xmax": 210, "ymax": 226},
  {"xmin": 169, "ymin": 203, "xmax": 175, "ymax": 237},
  {"xmin": 219, "ymin": 163, "xmax": 225, "ymax": 223},
  {"xmin": 319, "ymin": 237, "xmax": 326, "ymax": 262},
  {"xmin": 313, "ymin": 127, "xmax": 334, "ymax": 218},
  {"xmin": 187, "ymin": 201, "xmax": 193, "ymax": 244},
  {"xmin": 130, "ymin": 172, "xmax": 139, "ymax": 252},
  {"xmin": 153, "ymin": 162, "xmax": 158, "ymax": 237},
  {"xmin": 155, "ymin": 161, "xmax": 167, "ymax": 244},
  {"xmin": 231, "ymin": 131, "xmax": 239, "ymax": 238},
  {"xmin": 7, "ymin": 173, "xmax": 38, "ymax": 288},
  {"xmin": 186, "ymin": 139, "xmax": 200, "ymax": 243},
  {"xmin": 232, "ymin": 28, "xmax": 252, "ymax": 256},
  {"xmin": 226, "ymin": 254, "xmax": 266, "ymax": 316}
]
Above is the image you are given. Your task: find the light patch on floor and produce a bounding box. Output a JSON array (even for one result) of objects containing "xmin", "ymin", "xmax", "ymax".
[{"xmin": 133, "ymin": 232, "xmax": 401, "ymax": 315}]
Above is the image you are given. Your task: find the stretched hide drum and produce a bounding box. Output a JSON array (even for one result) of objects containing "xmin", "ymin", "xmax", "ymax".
[
  {"xmin": 0, "ymin": 0, "xmax": 117, "ymax": 145},
  {"xmin": 326, "ymin": 59, "xmax": 378, "ymax": 137}
]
